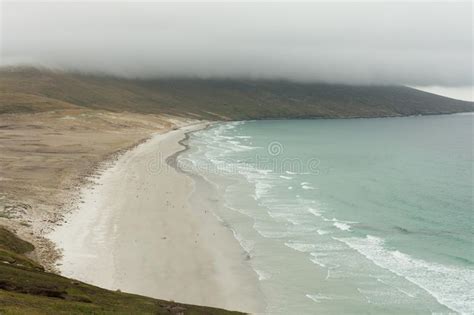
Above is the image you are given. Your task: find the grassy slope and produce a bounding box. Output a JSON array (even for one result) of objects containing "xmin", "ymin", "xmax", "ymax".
[
  {"xmin": 0, "ymin": 67, "xmax": 472, "ymax": 119},
  {"xmin": 0, "ymin": 227, "xmax": 242, "ymax": 315}
]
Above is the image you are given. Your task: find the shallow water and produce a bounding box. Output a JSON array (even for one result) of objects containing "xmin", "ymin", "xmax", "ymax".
[{"xmin": 180, "ymin": 114, "xmax": 473, "ymax": 314}]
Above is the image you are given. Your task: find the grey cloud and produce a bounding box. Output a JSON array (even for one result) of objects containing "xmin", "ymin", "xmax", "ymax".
[{"xmin": 1, "ymin": 1, "xmax": 472, "ymax": 86}]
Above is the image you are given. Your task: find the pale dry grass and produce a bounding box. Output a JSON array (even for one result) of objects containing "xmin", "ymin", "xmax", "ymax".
[{"xmin": 0, "ymin": 107, "xmax": 191, "ymax": 269}]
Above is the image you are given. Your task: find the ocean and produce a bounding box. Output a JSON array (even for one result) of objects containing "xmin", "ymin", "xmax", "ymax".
[{"xmin": 179, "ymin": 114, "xmax": 473, "ymax": 314}]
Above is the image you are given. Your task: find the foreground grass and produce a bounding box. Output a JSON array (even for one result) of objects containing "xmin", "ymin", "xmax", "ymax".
[{"xmin": 0, "ymin": 227, "xmax": 243, "ymax": 315}]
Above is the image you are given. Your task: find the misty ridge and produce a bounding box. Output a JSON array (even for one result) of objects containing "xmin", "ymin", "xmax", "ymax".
[
  {"xmin": 1, "ymin": 67, "xmax": 472, "ymax": 120},
  {"xmin": 1, "ymin": 1, "xmax": 473, "ymax": 87}
]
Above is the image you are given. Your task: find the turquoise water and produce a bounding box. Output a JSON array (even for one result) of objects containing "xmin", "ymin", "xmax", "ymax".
[{"xmin": 180, "ymin": 114, "xmax": 473, "ymax": 314}]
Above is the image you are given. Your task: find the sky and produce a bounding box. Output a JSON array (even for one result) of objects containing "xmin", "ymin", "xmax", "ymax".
[
  {"xmin": 413, "ymin": 86, "xmax": 473, "ymax": 102},
  {"xmin": 1, "ymin": 1, "xmax": 473, "ymax": 95}
]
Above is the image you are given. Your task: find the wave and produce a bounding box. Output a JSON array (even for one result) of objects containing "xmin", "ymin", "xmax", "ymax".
[
  {"xmin": 310, "ymin": 252, "xmax": 328, "ymax": 268},
  {"xmin": 300, "ymin": 182, "xmax": 316, "ymax": 190},
  {"xmin": 306, "ymin": 294, "xmax": 333, "ymax": 303},
  {"xmin": 230, "ymin": 228, "xmax": 255, "ymax": 254},
  {"xmin": 322, "ymin": 217, "xmax": 357, "ymax": 232},
  {"xmin": 307, "ymin": 207, "xmax": 324, "ymax": 217},
  {"xmin": 255, "ymin": 268, "xmax": 271, "ymax": 281},
  {"xmin": 227, "ymin": 140, "xmax": 257, "ymax": 151},
  {"xmin": 333, "ymin": 222, "xmax": 351, "ymax": 231},
  {"xmin": 284, "ymin": 242, "xmax": 316, "ymax": 253},
  {"xmin": 335, "ymin": 235, "xmax": 474, "ymax": 314},
  {"xmin": 254, "ymin": 228, "xmax": 289, "ymax": 239}
]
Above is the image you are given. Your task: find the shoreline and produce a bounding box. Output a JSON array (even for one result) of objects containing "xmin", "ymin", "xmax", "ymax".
[
  {"xmin": 174, "ymin": 116, "xmax": 472, "ymax": 314},
  {"xmin": 0, "ymin": 108, "xmax": 188, "ymax": 271},
  {"xmin": 165, "ymin": 122, "xmax": 212, "ymax": 170},
  {"xmin": 48, "ymin": 122, "xmax": 264, "ymax": 313}
]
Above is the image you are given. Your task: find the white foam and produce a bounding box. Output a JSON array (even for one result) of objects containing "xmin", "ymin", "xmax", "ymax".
[
  {"xmin": 310, "ymin": 252, "xmax": 327, "ymax": 268},
  {"xmin": 254, "ymin": 181, "xmax": 273, "ymax": 200},
  {"xmin": 301, "ymin": 182, "xmax": 316, "ymax": 190},
  {"xmin": 279, "ymin": 175, "xmax": 293, "ymax": 180},
  {"xmin": 306, "ymin": 294, "xmax": 333, "ymax": 303},
  {"xmin": 287, "ymin": 218, "xmax": 302, "ymax": 225},
  {"xmin": 222, "ymin": 141, "xmax": 257, "ymax": 152},
  {"xmin": 284, "ymin": 242, "xmax": 316, "ymax": 253},
  {"xmin": 333, "ymin": 222, "xmax": 351, "ymax": 231},
  {"xmin": 317, "ymin": 229, "xmax": 330, "ymax": 235},
  {"xmin": 230, "ymin": 229, "xmax": 255, "ymax": 254},
  {"xmin": 255, "ymin": 269, "xmax": 271, "ymax": 281},
  {"xmin": 255, "ymin": 229, "xmax": 288, "ymax": 239},
  {"xmin": 335, "ymin": 235, "xmax": 474, "ymax": 314},
  {"xmin": 324, "ymin": 217, "xmax": 357, "ymax": 223},
  {"xmin": 307, "ymin": 207, "xmax": 323, "ymax": 217},
  {"xmin": 233, "ymin": 166, "xmax": 275, "ymax": 201}
]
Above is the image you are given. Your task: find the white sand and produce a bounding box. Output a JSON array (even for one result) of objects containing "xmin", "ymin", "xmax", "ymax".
[{"xmin": 48, "ymin": 123, "xmax": 264, "ymax": 313}]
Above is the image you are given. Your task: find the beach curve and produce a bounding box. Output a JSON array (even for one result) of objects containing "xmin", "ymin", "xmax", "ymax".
[{"xmin": 48, "ymin": 122, "xmax": 264, "ymax": 313}]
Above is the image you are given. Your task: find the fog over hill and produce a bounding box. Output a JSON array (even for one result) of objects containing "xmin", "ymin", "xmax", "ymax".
[
  {"xmin": 1, "ymin": 2, "xmax": 472, "ymax": 117},
  {"xmin": 1, "ymin": 2, "xmax": 472, "ymax": 87}
]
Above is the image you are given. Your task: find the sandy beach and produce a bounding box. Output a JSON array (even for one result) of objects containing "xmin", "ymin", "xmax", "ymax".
[
  {"xmin": 0, "ymin": 107, "xmax": 188, "ymax": 269},
  {"xmin": 48, "ymin": 123, "xmax": 264, "ymax": 313}
]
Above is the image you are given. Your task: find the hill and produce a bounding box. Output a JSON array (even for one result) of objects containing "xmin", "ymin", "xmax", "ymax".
[{"xmin": 1, "ymin": 67, "xmax": 472, "ymax": 119}]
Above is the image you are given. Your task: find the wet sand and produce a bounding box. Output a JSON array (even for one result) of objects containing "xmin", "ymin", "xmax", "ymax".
[{"xmin": 48, "ymin": 123, "xmax": 264, "ymax": 313}]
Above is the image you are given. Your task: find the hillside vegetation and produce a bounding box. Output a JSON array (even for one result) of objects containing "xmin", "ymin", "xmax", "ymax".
[
  {"xmin": 1, "ymin": 67, "xmax": 472, "ymax": 119},
  {"xmin": 0, "ymin": 227, "xmax": 242, "ymax": 315}
]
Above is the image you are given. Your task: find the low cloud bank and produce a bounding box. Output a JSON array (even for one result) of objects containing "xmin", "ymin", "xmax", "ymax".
[{"xmin": 1, "ymin": 2, "xmax": 472, "ymax": 86}]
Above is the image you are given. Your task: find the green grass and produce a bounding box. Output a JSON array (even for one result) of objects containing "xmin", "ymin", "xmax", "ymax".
[
  {"xmin": 0, "ymin": 227, "xmax": 243, "ymax": 315},
  {"xmin": 0, "ymin": 227, "xmax": 35, "ymax": 254}
]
